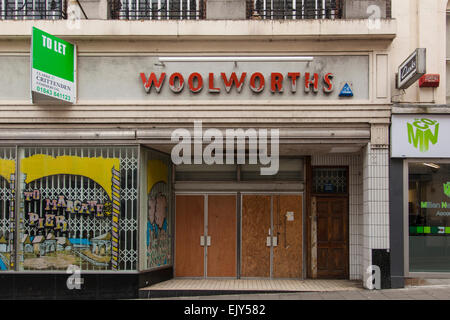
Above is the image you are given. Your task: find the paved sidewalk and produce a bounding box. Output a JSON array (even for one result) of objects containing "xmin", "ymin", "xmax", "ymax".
[{"xmin": 148, "ymin": 285, "xmax": 450, "ymax": 300}]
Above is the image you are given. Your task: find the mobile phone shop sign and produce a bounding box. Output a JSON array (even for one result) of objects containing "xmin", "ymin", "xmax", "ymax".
[
  {"xmin": 391, "ymin": 114, "xmax": 450, "ymax": 158},
  {"xmin": 31, "ymin": 27, "xmax": 76, "ymax": 104}
]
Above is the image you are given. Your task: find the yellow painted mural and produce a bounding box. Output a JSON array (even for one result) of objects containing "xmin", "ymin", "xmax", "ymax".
[
  {"xmin": 147, "ymin": 160, "xmax": 168, "ymax": 194},
  {"xmin": 21, "ymin": 155, "xmax": 120, "ymax": 199},
  {"xmin": 0, "ymin": 159, "xmax": 15, "ymax": 182}
]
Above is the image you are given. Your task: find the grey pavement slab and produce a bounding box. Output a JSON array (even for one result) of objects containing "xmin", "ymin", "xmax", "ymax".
[{"xmin": 145, "ymin": 285, "xmax": 450, "ymax": 300}]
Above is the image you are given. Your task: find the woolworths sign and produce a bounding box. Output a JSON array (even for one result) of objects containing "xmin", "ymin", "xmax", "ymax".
[
  {"xmin": 31, "ymin": 27, "xmax": 76, "ymax": 104},
  {"xmin": 391, "ymin": 115, "xmax": 450, "ymax": 158}
]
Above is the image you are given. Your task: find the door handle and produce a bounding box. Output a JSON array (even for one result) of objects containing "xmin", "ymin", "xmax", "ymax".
[
  {"xmin": 266, "ymin": 236, "xmax": 278, "ymax": 247},
  {"xmin": 200, "ymin": 235, "xmax": 205, "ymax": 246},
  {"xmin": 206, "ymin": 236, "xmax": 211, "ymax": 246}
]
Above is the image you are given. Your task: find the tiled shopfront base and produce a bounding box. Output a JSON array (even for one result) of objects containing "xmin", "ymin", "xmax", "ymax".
[{"xmin": 139, "ymin": 279, "xmax": 363, "ymax": 298}]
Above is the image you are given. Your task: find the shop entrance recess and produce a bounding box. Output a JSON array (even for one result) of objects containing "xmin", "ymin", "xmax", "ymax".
[
  {"xmin": 175, "ymin": 194, "xmax": 237, "ymax": 278},
  {"xmin": 310, "ymin": 167, "xmax": 349, "ymax": 279},
  {"xmin": 241, "ymin": 194, "xmax": 303, "ymax": 278}
]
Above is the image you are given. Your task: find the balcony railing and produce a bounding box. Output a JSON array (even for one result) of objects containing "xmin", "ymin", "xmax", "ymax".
[
  {"xmin": 0, "ymin": 0, "xmax": 66, "ymax": 19},
  {"xmin": 247, "ymin": 0, "xmax": 342, "ymax": 19},
  {"xmin": 110, "ymin": 0, "xmax": 204, "ymax": 20}
]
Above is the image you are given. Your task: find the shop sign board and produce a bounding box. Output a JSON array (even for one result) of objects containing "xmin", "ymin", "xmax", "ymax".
[
  {"xmin": 397, "ymin": 48, "xmax": 426, "ymax": 90},
  {"xmin": 391, "ymin": 114, "xmax": 450, "ymax": 158},
  {"xmin": 31, "ymin": 27, "xmax": 76, "ymax": 104},
  {"xmin": 128, "ymin": 55, "xmax": 370, "ymax": 101}
]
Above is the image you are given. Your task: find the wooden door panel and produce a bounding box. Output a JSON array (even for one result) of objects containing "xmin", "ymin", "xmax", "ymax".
[
  {"xmin": 207, "ymin": 195, "xmax": 237, "ymax": 277},
  {"xmin": 316, "ymin": 197, "xmax": 348, "ymax": 279},
  {"xmin": 317, "ymin": 248, "xmax": 329, "ymax": 272},
  {"xmin": 241, "ymin": 195, "xmax": 271, "ymax": 278},
  {"xmin": 273, "ymin": 195, "xmax": 303, "ymax": 278},
  {"xmin": 175, "ymin": 195, "xmax": 204, "ymax": 277},
  {"xmin": 331, "ymin": 217, "xmax": 345, "ymax": 242}
]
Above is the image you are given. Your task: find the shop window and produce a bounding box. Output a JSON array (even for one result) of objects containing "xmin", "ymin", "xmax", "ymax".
[
  {"xmin": 312, "ymin": 167, "xmax": 347, "ymax": 194},
  {"xmin": 17, "ymin": 146, "xmax": 138, "ymax": 271},
  {"xmin": 175, "ymin": 163, "xmax": 238, "ymax": 181},
  {"xmin": 142, "ymin": 148, "xmax": 172, "ymax": 270},
  {"xmin": 0, "ymin": 148, "xmax": 16, "ymax": 271},
  {"xmin": 240, "ymin": 158, "xmax": 303, "ymax": 181},
  {"xmin": 408, "ymin": 162, "xmax": 450, "ymax": 273},
  {"xmin": 447, "ymin": 13, "xmax": 450, "ymax": 103}
]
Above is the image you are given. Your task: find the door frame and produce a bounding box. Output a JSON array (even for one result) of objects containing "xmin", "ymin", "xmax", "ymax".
[
  {"xmin": 174, "ymin": 192, "xmax": 238, "ymax": 279},
  {"xmin": 239, "ymin": 192, "xmax": 305, "ymax": 279},
  {"xmin": 307, "ymin": 165, "xmax": 350, "ymax": 279}
]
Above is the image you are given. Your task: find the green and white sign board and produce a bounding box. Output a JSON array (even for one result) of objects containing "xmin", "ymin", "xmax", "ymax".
[
  {"xmin": 391, "ymin": 114, "xmax": 450, "ymax": 158},
  {"xmin": 31, "ymin": 27, "xmax": 76, "ymax": 104}
]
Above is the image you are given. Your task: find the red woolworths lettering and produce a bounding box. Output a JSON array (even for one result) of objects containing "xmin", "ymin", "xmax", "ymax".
[
  {"xmin": 169, "ymin": 73, "xmax": 184, "ymax": 93},
  {"xmin": 188, "ymin": 73, "xmax": 203, "ymax": 93},
  {"xmin": 249, "ymin": 72, "xmax": 265, "ymax": 93},
  {"xmin": 221, "ymin": 72, "xmax": 246, "ymax": 93},
  {"xmin": 140, "ymin": 72, "xmax": 166, "ymax": 93},
  {"xmin": 208, "ymin": 73, "xmax": 220, "ymax": 93},
  {"xmin": 323, "ymin": 73, "xmax": 334, "ymax": 93},
  {"xmin": 304, "ymin": 72, "xmax": 319, "ymax": 93},
  {"xmin": 270, "ymin": 73, "xmax": 284, "ymax": 93},
  {"xmin": 287, "ymin": 72, "xmax": 300, "ymax": 93}
]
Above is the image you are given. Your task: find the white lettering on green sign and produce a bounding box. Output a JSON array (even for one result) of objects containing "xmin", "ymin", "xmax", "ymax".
[{"xmin": 41, "ymin": 35, "xmax": 67, "ymax": 56}]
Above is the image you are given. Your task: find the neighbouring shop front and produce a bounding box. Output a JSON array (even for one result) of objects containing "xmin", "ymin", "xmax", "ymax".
[{"xmin": 391, "ymin": 114, "xmax": 450, "ymax": 286}]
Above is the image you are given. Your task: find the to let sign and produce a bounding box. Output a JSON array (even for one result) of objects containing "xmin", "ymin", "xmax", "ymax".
[
  {"xmin": 397, "ymin": 48, "xmax": 426, "ymax": 90},
  {"xmin": 31, "ymin": 27, "xmax": 76, "ymax": 104}
]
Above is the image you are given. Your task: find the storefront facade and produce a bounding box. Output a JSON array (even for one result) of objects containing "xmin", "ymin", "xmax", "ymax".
[
  {"xmin": 0, "ymin": 0, "xmax": 409, "ymax": 298},
  {"xmin": 390, "ymin": 115, "xmax": 450, "ymax": 284}
]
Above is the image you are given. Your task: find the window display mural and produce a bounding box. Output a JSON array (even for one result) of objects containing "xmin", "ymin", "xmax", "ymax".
[
  {"xmin": 146, "ymin": 156, "xmax": 171, "ymax": 269},
  {"xmin": 18, "ymin": 147, "xmax": 138, "ymax": 271},
  {"xmin": 0, "ymin": 148, "xmax": 16, "ymax": 271},
  {"xmin": 409, "ymin": 162, "xmax": 450, "ymax": 272}
]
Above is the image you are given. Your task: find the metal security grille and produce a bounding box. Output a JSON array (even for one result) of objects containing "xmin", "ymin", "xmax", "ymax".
[
  {"xmin": 0, "ymin": 148, "xmax": 16, "ymax": 271},
  {"xmin": 312, "ymin": 167, "xmax": 347, "ymax": 194},
  {"xmin": 0, "ymin": 0, "xmax": 66, "ymax": 19},
  {"xmin": 19, "ymin": 146, "xmax": 138, "ymax": 271},
  {"xmin": 110, "ymin": 0, "xmax": 204, "ymax": 20},
  {"xmin": 248, "ymin": 0, "xmax": 341, "ymax": 20}
]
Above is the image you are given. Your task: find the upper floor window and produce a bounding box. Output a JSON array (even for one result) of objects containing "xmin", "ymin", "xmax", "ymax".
[
  {"xmin": 110, "ymin": 0, "xmax": 204, "ymax": 20},
  {"xmin": 0, "ymin": 0, "xmax": 66, "ymax": 20},
  {"xmin": 247, "ymin": 0, "xmax": 342, "ymax": 20}
]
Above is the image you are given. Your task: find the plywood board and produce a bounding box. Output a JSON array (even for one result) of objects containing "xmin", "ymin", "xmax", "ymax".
[
  {"xmin": 207, "ymin": 195, "xmax": 237, "ymax": 277},
  {"xmin": 273, "ymin": 195, "xmax": 303, "ymax": 278},
  {"xmin": 175, "ymin": 195, "xmax": 204, "ymax": 277},
  {"xmin": 241, "ymin": 195, "xmax": 271, "ymax": 278}
]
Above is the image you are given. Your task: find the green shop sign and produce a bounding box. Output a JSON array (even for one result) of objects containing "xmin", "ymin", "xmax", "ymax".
[{"xmin": 31, "ymin": 27, "xmax": 76, "ymax": 104}]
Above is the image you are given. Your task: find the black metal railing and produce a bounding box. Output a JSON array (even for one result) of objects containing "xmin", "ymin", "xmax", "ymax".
[
  {"xmin": 110, "ymin": 0, "xmax": 205, "ymax": 20},
  {"xmin": 0, "ymin": 0, "xmax": 66, "ymax": 19},
  {"xmin": 247, "ymin": 0, "xmax": 342, "ymax": 20}
]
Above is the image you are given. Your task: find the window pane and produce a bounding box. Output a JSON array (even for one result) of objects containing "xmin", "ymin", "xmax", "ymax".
[
  {"xmin": 144, "ymin": 148, "xmax": 172, "ymax": 270},
  {"xmin": 409, "ymin": 162, "xmax": 450, "ymax": 272},
  {"xmin": 18, "ymin": 146, "xmax": 138, "ymax": 271},
  {"xmin": 0, "ymin": 148, "xmax": 16, "ymax": 271}
]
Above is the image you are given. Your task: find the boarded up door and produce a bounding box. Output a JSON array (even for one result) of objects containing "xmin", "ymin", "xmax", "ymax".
[
  {"xmin": 241, "ymin": 195, "xmax": 271, "ymax": 277},
  {"xmin": 175, "ymin": 195, "xmax": 204, "ymax": 277},
  {"xmin": 316, "ymin": 197, "xmax": 348, "ymax": 279},
  {"xmin": 273, "ymin": 195, "xmax": 303, "ymax": 278},
  {"xmin": 207, "ymin": 195, "xmax": 237, "ymax": 277}
]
